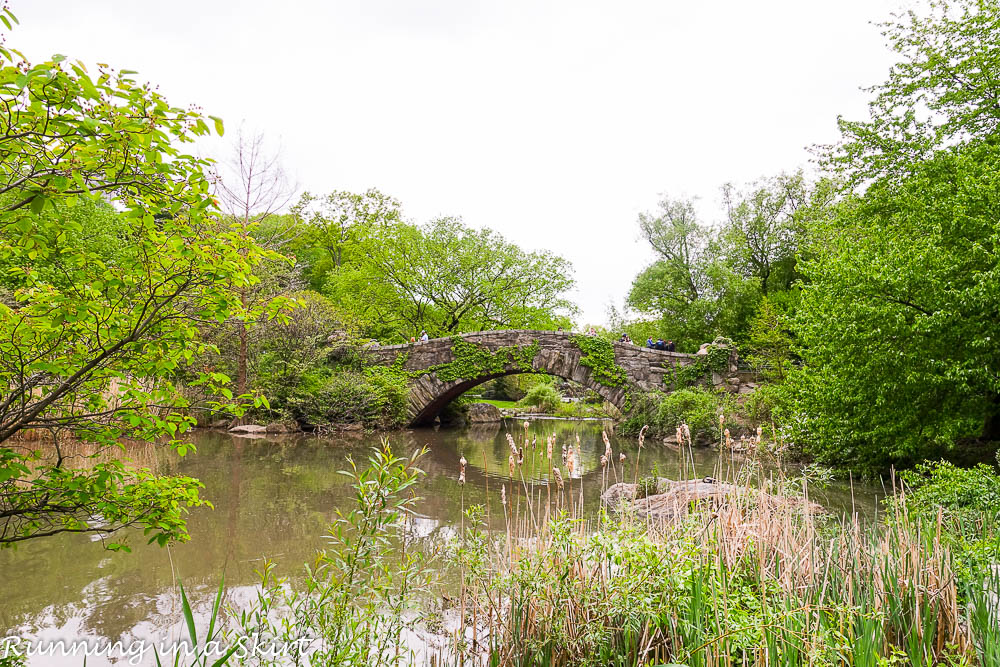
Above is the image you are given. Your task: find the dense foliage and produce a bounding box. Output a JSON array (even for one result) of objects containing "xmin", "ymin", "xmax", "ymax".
[
  {"xmin": 570, "ymin": 334, "xmax": 627, "ymax": 388},
  {"xmin": 784, "ymin": 141, "xmax": 1000, "ymax": 469},
  {"xmin": 518, "ymin": 383, "xmax": 562, "ymax": 413},
  {"xmin": 896, "ymin": 459, "xmax": 1000, "ymax": 587},
  {"xmin": 780, "ymin": 0, "xmax": 1000, "ymax": 470},
  {"xmin": 192, "ymin": 186, "xmax": 576, "ymax": 427},
  {"xmin": 0, "ymin": 16, "xmax": 280, "ymax": 546},
  {"xmin": 620, "ymin": 175, "xmax": 830, "ymax": 352},
  {"xmin": 288, "ymin": 203, "xmax": 576, "ymax": 343},
  {"xmin": 617, "ymin": 0, "xmax": 1000, "ymax": 471}
]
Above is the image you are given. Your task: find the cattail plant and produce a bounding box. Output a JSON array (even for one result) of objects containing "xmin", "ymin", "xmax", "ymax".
[
  {"xmin": 634, "ymin": 424, "xmax": 649, "ymax": 486},
  {"xmin": 458, "ymin": 455, "xmax": 467, "ymax": 485},
  {"xmin": 506, "ymin": 433, "xmax": 519, "ymax": 459}
]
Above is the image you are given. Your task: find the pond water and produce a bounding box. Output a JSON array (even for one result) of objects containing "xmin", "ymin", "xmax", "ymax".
[{"xmin": 0, "ymin": 419, "xmax": 882, "ymax": 665}]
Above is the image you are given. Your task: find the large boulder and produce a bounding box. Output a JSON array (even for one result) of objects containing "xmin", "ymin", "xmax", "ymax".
[{"xmin": 467, "ymin": 402, "xmax": 502, "ymax": 423}]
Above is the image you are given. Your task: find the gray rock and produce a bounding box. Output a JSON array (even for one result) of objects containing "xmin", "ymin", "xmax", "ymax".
[
  {"xmin": 466, "ymin": 402, "xmax": 502, "ymax": 423},
  {"xmin": 229, "ymin": 424, "xmax": 267, "ymax": 434},
  {"xmin": 265, "ymin": 422, "xmax": 299, "ymax": 433},
  {"xmin": 334, "ymin": 423, "xmax": 364, "ymax": 431}
]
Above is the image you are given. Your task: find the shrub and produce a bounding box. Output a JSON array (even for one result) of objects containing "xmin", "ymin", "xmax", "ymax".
[
  {"xmin": 895, "ymin": 460, "xmax": 1000, "ymax": 585},
  {"xmin": 899, "ymin": 461, "xmax": 1000, "ymax": 524},
  {"xmin": 490, "ymin": 373, "xmax": 550, "ymax": 401},
  {"xmin": 288, "ymin": 370, "xmax": 408, "ymax": 428},
  {"xmin": 228, "ymin": 444, "xmax": 432, "ymax": 666},
  {"xmin": 519, "ymin": 383, "xmax": 562, "ymax": 413},
  {"xmin": 655, "ymin": 387, "xmax": 723, "ymax": 443},
  {"xmin": 618, "ymin": 391, "xmax": 663, "ymax": 436},
  {"xmin": 740, "ymin": 382, "xmax": 781, "ymax": 425}
]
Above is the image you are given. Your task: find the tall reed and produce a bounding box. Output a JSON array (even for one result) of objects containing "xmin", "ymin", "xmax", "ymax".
[{"xmin": 448, "ymin": 425, "xmax": 997, "ymax": 667}]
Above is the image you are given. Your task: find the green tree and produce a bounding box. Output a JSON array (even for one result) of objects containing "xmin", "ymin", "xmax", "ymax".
[
  {"xmin": 720, "ymin": 171, "xmax": 808, "ymax": 295},
  {"xmin": 336, "ymin": 217, "xmax": 576, "ymax": 340},
  {"xmin": 745, "ymin": 298, "xmax": 793, "ymax": 381},
  {"xmin": 0, "ymin": 19, "xmax": 277, "ymax": 545},
  {"xmin": 213, "ymin": 130, "xmax": 297, "ymax": 399},
  {"xmin": 626, "ymin": 195, "xmax": 759, "ymax": 349},
  {"xmin": 786, "ymin": 139, "xmax": 1000, "ymax": 469},
  {"xmin": 785, "ymin": 0, "xmax": 1000, "ymax": 470},
  {"xmin": 627, "ymin": 196, "xmax": 717, "ymax": 348},
  {"xmin": 824, "ymin": 0, "xmax": 1000, "ymax": 184},
  {"xmin": 291, "ymin": 188, "xmax": 403, "ymax": 292}
]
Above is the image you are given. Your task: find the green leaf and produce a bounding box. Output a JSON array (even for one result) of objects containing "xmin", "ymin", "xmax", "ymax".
[
  {"xmin": 78, "ymin": 74, "xmax": 99, "ymax": 99},
  {"xmin": 209, "ymin": 115, "xmax": 224, "ymax": 136},
  {"xmin": 178, "ymin": 581, "xmax": 198, "ymax": 649}
]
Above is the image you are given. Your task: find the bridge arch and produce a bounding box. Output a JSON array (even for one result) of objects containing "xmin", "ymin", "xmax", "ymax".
[{"xmin": 365, "ymin": 330, "xmax": 729, "ymax": 427}]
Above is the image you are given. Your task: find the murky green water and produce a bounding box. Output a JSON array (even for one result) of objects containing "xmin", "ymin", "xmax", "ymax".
[{"xmin": 0, "ymin": 419, "xmax": 881, "ymax": 665}]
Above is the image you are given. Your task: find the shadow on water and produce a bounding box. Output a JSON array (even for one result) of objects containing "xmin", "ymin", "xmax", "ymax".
[{"xmin": 0, "ymin": 418, "xmax": 882, "ymax": 664}]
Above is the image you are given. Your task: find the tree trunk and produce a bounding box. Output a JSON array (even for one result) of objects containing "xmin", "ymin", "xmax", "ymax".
[
  {"xmin": 983, "ymin": 392, "xmax": 1000, "ymax": 441},
  {"xmin": 236, "ymin": 322, "xmax": 248, "ymax": 397},
  {"xmin": 236, "ymin": 290, "xmax": 248, "ymax": 397}
]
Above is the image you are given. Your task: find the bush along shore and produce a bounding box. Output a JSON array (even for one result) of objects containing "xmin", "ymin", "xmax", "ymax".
[{"xmin": 188, "ymin": 426, "xmax": 1000, "ymax": 667}]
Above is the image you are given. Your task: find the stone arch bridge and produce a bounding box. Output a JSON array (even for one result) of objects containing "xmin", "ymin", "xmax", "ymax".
[{"xmin": 365, "ymin": 330, "xmax": 740, "ymax": 427}]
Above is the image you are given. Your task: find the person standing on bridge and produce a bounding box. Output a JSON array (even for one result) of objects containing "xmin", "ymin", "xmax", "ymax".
[{"xmin": 420, "ymin": 330, "xmax": 430, "ymax": 341}]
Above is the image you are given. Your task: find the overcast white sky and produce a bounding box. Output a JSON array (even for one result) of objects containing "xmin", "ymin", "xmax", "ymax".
[{"xmin": 15, "ymin": 0, "xmax": 908, "ymax": 325}]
